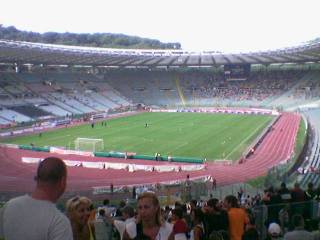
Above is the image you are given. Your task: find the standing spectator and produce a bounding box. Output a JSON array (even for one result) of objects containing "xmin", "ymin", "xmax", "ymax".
[
  {"xmin": 310, "ymin": 219, "xmax": 320, "ymax": 240},
  {"xmin": 123, "ymin": 192, "xmax": 173, "ymax": 240},
  {"xmin": 66, "ymin": 196, "xmax": 96, "ymax": 240},
  {"xmin": 291, "ymin": 182, "xmax": 305, "ymax": 202},
  {"xmin": 203, "ymin": 198, "xmax": 229, "ymax": 237},
  {"xmin": 224, "ymin": 195, "xmax": 249, "ymax": 240},
  {"xmin": 238, "ymin": 187, "xmax": 244, "ymax": 202},
  {"xmin": 264, "ymin": 186, "xmax": 282, "ymax": 226},
  {"xmin": 291, "ymin": 183, "xmax": 305, "ymax": 216},
  {"xmin": 110, "ymin": 183, "xmax": 114, "ymax": 195},
  {"xmin": 266, "ymin": 222, "xmax": 282, "ymax": 240},
  {"xmin": 305, "ymin": 182, "xmax": 316, "ymax": 220},
  {"xmin": 305, "ymin": 182, "xmax": 316, "ymax": 200},
  {"xmin": 212, "ymin": 177, "xmax": 217, "ymax": 191},
  {"xmin": 190, "ymin": 208, "xmax": 205, "ymax": 240},
  {"xmin": 105, "ymin": 205, "xmax": 135, "ymax": 240},
  {"xmin": 242, "ymin": 215, "xmax": 259, "ymax": 240},
  {"xmin": 132, "ymin": 186, "xmax": 137, "ymax": 199},
  {"xmin": 185, "ymin": 175, "xmax": 192, "ymax": 202},
  {"xmin": 278, "ymin": 204, "xmax": 290, "ymax": 234},
  {"xmin": 115, "ymin": 200, "xmax": 126, "ymax": 218},
  {"xmin": 95, "ymin": 209, "xmax": 110, "ymax": 240},
  {"xmin": 278, "ymin": 182, "xmax": 291, "ymax": 203},
  {"xmin": 284, "ymin": 214, "xmax": 313, "ymax": 240},
  {"xmin": 171, "ymin": 207, "xmax": 188, "ymax": 240},
  {"xmin": 314, "ymin": 185, "xmax": 320, "ymax": 201},
  {"xmin": 102, "ymin": 198, "xmax": 116, "ymax": 216},
  {"xmin": 189, "ymin": 199, "xmax": 198, "ymax": 212},
  {"xmin": 0, "ymin": 157, "xmax": 73, "ymax": 240}
]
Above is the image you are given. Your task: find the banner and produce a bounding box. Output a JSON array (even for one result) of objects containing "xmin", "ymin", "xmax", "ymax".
[
  {"xmin": 21, "ymin": 157, "xmax": 206, "ymax": 172},
  {"xmin": 50, "ymin": 147, "xmax": 94, "ymax": 157}
]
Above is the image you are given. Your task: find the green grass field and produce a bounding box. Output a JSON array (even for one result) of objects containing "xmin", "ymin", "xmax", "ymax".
[{"xmin": 0, "ymin": 112, "xmax": 273, "ymax": 160}]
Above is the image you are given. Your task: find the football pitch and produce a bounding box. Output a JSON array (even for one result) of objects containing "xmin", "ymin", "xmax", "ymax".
[{"xmin": 0, "ymin": 112, "xmax": 273, "ymax": 161}]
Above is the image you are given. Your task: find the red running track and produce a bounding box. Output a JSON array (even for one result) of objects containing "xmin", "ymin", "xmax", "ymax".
[{"xmin": 0, "ymin": 112, "xmax": 301, "ymax": 194}]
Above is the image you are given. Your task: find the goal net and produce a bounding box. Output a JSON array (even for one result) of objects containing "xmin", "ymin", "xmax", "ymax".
[{"xmin": 74, "ymin": 138, "xmax": 104, "ymax": 152}]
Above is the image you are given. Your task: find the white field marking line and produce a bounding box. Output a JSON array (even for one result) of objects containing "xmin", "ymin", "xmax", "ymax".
[
  {"xmin": 224, "ymin": 118, "xmax": 270, "ymax": 160},
  {"xmin": 169, "ymin": 141, "xmax": 190, "ymax": 152}
]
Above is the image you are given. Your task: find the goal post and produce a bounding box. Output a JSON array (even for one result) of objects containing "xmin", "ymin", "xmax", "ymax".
[{"xmin": 74, "ymin": 138, "xmax": 104, "ymax": 152}]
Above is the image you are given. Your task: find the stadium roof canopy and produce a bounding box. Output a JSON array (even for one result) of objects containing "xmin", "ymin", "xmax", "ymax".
[{"xmin": 0, "ymin": 39, "xmax": 320, "ymax": 67}]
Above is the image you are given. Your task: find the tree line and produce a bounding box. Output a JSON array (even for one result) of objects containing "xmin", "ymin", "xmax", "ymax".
[{"xmin": 0, "ymin": 25, "xmax": 181, "ymax": 50}]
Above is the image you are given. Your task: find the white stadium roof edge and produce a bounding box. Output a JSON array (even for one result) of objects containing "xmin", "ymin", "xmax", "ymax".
[{"xmin": 0, "ymin": 39, "xmax": 320, "ymax": 67}]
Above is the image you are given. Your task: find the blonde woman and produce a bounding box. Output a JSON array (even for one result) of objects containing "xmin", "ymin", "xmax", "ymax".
[
  {"xmin": 123, "ymin": 191, "xmax": 173, "ymax": 240},
  {"xmin": 66, "ymin": 196, "xmax": 96, "ymax": 240}
]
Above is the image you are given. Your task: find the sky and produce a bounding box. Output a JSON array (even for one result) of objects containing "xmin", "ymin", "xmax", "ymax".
[{"xmin": 1, "ymin": 0, "xmax": 320, "ymax": 53}]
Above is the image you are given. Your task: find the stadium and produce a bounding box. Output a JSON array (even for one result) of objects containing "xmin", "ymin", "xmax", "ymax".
[
  {"xmin": 0, "ymin": 36, "xmax": 319, "ymax": 202},
  {"xmin": 2, "ymin": 0, "xmax": 320, "ymax": 237},
  {"xmin": 0, "ymin": 13, "xmax": 320, "ymax": 238}
]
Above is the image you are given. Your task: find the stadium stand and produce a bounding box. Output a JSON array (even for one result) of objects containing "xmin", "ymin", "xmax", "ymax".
[
  {"xmin": 0, "ymin": 108, "xmax": 32, "ymax": 123},
  {"xmin": 9, "ymin": 105, "xmax": 51, "ymax": 119},
  {"xmin": 105, "ymin": 69, "xmax": 320, "ymax": 109},
  {"xmin": 300, "ymin": 109, "xmax": 320, "ymax": 188},
  {"xmin": 0, "ymin": 68, "xmax": 319, "ymax": 126}
]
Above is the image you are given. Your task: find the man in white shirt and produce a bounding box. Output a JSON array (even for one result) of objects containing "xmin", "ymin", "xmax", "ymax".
[{"xmin": 0, "ymin": 157, "xmax": 73, "ymax": 240}]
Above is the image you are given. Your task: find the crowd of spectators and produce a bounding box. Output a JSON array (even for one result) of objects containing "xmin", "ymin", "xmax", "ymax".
[
  {"xmin": 2, "ymin": 157, "xmax": 320, "ymax": 240},
  {"xmin": 182, "ymin": 70, "xmax": 305, "ymax": 103},
  {"xmin": 294, "ymin": 77, "xmax": 320, "ymax": 99}
]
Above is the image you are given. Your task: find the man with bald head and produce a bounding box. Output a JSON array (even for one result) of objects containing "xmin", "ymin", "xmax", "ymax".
[{"xmin": 0, "ymin": 157, "xmax": 73, "ymax": 240}]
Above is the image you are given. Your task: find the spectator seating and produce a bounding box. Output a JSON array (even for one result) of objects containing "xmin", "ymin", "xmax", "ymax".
[
  {"xmin": 301, "ymin": 109, "xmax": 320, "ymax": 188},
  {"xmin": 0, "ymin": 108, "xmax": 32, "ymax": 123},
  {"xmin": 9, "ymin": 105, "xmax": 51, "ymax": 119}
]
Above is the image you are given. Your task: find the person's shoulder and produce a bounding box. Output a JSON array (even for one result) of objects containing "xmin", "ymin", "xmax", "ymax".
[
  {"xmin": 4, "ymin": 195, "xmax": 30, "ymax": 208},
  {"xmin": 7, "ymin": 195, "xmax": 29, "ymax": 203},
  {"xmin": 161, "ymin": 221, "xmax": 173, "ymax": 232},
  {"xmin": 53, "ymin": 210, "xmax": 70, "ymax": 225},
  {"xmin": 284, "ymin": 230, "xmax": 313, "ymax": 238},
  {"xmin": 283, "ymin": 231, "xmax": 291, "ymax": 237},
  {"xmin": 114, "ymin": 219, "xmax": 125, "ymax": 228},
  {"xmin": 125, "ymin": 221, "xmax": 137, "ymax": 238},
  {"xmin": 126, "ymin": 217, "xmax": 136, "ymax": 224},
  {"xmin": 159, "ymin": 222, "xmax": 173, "ymax": 238},
  {"xmin": 126, "ymin": 221, "xmax": 136, "ymax": 229},
  {"xmin": 49, "ymin": 211, "xmax": 73, "ymax": 240}
]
